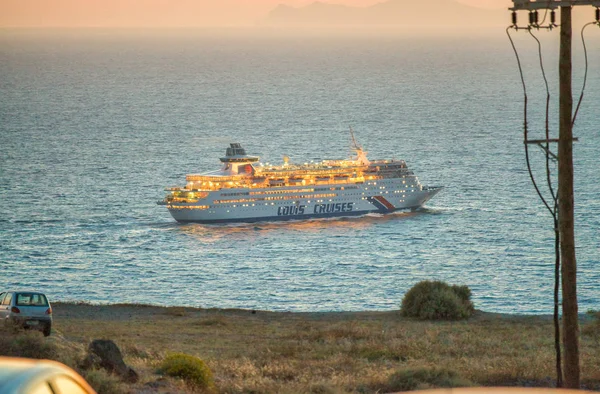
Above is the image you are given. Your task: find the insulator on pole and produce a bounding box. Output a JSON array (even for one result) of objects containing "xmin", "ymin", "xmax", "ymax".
[
  {"xmin": 534, "ymin": 10, "xmax": 539, "ymax": 24},
  {"xmin": 551, "ymin": 10, "xmax": 556, "ymax": 25},
  {"xmin": 595, "ymin": 7, "xmax": 599, "ymax": 22},
  {"xmin": 512, "ymin": 11, "xmax": 518, "ymax": 25},
  {"xmin": 529, "ymin": 11, "xmax": 534, "ymax": 24}
]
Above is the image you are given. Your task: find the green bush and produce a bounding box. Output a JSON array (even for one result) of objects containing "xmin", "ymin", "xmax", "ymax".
[
  {"xmin": 450, "ymin": 284, "xmax": 472, "ymax": 303},
  {"xmin": 387, "ymin": 367, "xmax": 473, "ymax": 391},
  {"xmin": 401, "ymin": 280, "xmax": 474, "ymax": 320},
  {"xmin": 158, "ymin": 352, "xmax": 216, "ymax": 392}
]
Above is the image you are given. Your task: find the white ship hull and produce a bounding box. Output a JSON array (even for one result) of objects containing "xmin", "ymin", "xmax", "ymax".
[{"xmin": 163, "ymin": 178, "xmax": 442, "ymax": 224}]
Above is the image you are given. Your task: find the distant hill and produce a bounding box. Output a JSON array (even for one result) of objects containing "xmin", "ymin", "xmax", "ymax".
[{"xmin": 264, "ymin": 0, "xmax": 506, "ymax": 27}]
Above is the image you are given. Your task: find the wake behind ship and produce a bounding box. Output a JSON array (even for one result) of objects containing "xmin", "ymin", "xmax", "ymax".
[{"xmin": 158, "ymin": 136, "xmax": 442, "ymax": 223}]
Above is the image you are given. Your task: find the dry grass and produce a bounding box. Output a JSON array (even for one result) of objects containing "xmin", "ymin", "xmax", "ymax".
[
  {"xmin": 0, "ymin": 325, "xmax": 126, "ymax": 394},
  {"xmin": 4, "ymin": 303, "xmax": 600, "ymax": 393}
]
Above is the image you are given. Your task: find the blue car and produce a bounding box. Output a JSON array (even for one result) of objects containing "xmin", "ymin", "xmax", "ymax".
[{"xmin": 0, "ymin": 292, "xmax": 53, "ymax": 337}]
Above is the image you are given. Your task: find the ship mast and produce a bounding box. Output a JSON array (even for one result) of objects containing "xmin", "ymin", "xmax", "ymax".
[
  {"xmin": 349, "ymin": 126, "xmax": 370, "ymax": 165},
  {"xmin": 349, "ymin": 126, "xmax": 361, "ymax": 150}
]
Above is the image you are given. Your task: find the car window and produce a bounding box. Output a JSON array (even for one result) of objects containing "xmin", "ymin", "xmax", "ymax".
[
  {"xmin": 1, "ymin": 293, "xmax": 12, "ymax": 306},
  {"xmin": 28, "ymin": 381, "xmax": 54, "ymax": 394},
  {"xmin": 16, "ymin": 293, "xmax": 48, "ymax": 306},
  {"xmin": 0, "ymin": 293, "xmax": 5, "ymax": 304},
  {"xmin": 52, "ymin": 374, "xmax": 91, "ymax": 394}
]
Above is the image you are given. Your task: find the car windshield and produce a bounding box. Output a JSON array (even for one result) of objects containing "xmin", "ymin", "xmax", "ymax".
[{"xmin": 16, "ymin": 293, "xmax": 48, "ymax": 306}]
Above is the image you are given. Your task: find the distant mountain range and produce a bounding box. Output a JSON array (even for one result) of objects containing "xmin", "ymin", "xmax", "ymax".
[{"xmin": 263, "ymin": 0, "xmax": 506, "ymax": 27}]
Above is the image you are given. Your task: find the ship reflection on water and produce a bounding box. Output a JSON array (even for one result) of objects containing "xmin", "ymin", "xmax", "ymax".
[{"xmin": 177, "ymin": 210, "xmax": 428, "ymax": 243}]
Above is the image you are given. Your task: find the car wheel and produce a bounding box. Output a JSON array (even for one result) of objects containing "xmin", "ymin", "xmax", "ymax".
[{"xmin": 43, "ymin": 324, "xmax": 51, "ymax": 337}]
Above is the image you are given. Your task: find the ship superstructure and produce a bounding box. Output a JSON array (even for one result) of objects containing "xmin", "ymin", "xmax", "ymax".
[{"xmin": 159, "ymin": 138, "xmax": 442, "ymax": 223}]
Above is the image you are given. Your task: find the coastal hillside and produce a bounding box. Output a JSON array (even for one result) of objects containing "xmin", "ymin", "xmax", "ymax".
[{"xmin": 264, "ymin": 0, "xmax": 507, "ymax": 27}]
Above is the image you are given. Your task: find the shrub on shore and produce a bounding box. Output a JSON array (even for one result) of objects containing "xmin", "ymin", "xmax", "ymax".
[
  {"xmin": 158, "ymin": 352, "xmax": 216, "ymax": 392},
  {"xmin": 401, "ymin": 280, "xmax": 474, "ymax": 320}
]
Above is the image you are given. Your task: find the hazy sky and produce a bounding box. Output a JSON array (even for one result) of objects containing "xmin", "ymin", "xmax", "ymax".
[{"xmin": 1, "ymin": 0, "xmax": 511, "ymax": 28}]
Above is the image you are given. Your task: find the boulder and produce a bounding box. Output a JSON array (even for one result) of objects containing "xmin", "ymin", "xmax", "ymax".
[{"xmin": 86, "ymin": 339, "xmax": 139, "ymax": 383}]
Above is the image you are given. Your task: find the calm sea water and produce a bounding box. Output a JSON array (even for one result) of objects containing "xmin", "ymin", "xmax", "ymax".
[{"xmin": 1, "ymin": 29, "xmax": 598, "ymax": 314}]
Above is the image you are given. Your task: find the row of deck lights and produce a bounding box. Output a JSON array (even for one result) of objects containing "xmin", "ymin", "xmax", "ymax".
[{"xmin": 186, "ymin": 175, "xmax": 380, "ymax": 191}]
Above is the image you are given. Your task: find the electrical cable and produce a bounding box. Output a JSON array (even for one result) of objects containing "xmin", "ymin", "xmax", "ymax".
[
  {"xmin": 572, "ymin": 22, "xmax": 595, "ymax": 128},
  {"xmin": 538, "ymin": 0, "xmax": 553, "ymax": 26},
  {"xmin": 529, "ymin": 29, "xmax": 558, "ymax": 204},
  {"xmin": 508, "ymin": 24, "xmax": 563, "ymax": 387},
  {"xmin": 540, "ymin": 8, "xmax": 549, "ymax": 26},
  {"xmin": 506, "ymin": 27, "xmax": 553, "ymax": 214},
  {"xmin": 528, "ymin": 27, "xmax": 563, "ymax": 388}
]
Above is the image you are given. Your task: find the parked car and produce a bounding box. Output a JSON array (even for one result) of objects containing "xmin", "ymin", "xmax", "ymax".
[
  {"xmin": 0, "ymin": 357, "xmax": 97, "ymax": 394},
  {"xmin": 0, "ymin": 291, "xmax": 53, "ymax": 336}
]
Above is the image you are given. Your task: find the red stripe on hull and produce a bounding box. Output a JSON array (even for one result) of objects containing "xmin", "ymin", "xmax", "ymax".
[{"xmin": 374, "ymin": 196, "xmax": 395, "ymax": 210}]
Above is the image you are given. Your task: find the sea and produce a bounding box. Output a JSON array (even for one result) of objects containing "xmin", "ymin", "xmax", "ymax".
[{"xmin": 1, "ymin": 28, "xmax": 598, "ymax": 314}]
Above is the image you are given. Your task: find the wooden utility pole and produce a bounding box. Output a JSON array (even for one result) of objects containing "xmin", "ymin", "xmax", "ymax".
[
  {"xmin": 558, "ymin": 6, "xmax": 580, "ymax": 389},
  {"xmin": 509, "ymin": 0, "xmax": 600, "ymax": 389}
]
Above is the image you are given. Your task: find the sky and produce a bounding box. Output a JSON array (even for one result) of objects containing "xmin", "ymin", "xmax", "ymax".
[{"xmin": 0, "ymin": 0, "xmax": 512, "ymax": 28}]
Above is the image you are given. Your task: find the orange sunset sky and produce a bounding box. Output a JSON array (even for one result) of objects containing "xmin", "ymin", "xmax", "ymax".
[{"xmin": 1, "ymin": 0, "xmax": 512, "ymax": 27}]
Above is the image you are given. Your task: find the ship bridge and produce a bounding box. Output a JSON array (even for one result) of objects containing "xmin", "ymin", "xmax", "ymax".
[
  {"xmin": 220, "ymin": 143, "xmax": 259, "ymax": 163},
  {"xmin": 218, "ymin": 143, "xmax": 259, "ymax": 177}
]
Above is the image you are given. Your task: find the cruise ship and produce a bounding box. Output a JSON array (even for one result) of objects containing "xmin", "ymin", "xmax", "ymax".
[{"xmin": 159, "ymin": 135, "xmax": 442, "ymax": 223}]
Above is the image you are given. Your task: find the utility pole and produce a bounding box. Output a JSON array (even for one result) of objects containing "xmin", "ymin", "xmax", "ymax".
[
  {"xmin": 509, "ymin": 0, "xmax": 600, "ymax": 389},
  {"xmin": 557, "ymin": 6, "xmax": 579, "ymax": 388}
]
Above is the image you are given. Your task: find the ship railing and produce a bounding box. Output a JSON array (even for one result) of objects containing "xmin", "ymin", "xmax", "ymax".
[
  {"xmin": 256, "ymin": 171, "xmax": 360, "ymax": 178},
  {"xmin": 256, "ymin": 166, "xmax": 365, "ymax": 177},
  {"xmin": 164, "ymin": 197, "xmax": 200, "ymax": 203},
  {"xmin": 186, "ymin": 174, "xmax": 250, "ymax": 182},
  {"xmin": 168, "ymin": 175, "xmax": 382, "ymax": 193}
]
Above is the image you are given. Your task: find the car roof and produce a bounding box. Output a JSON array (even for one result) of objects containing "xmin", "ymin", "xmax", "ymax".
[
  {"xmin": 2, "ymin": 291, "xmax": 48, "ymax": 296},
  {"xmin": 0, "ymin": 357, "xmax": 96, "ymax": 393}
]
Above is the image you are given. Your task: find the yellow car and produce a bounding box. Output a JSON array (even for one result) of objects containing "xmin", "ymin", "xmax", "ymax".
[{"xmin": 0, "ymin": 357, "xmax": 96, "ymax": 394}]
